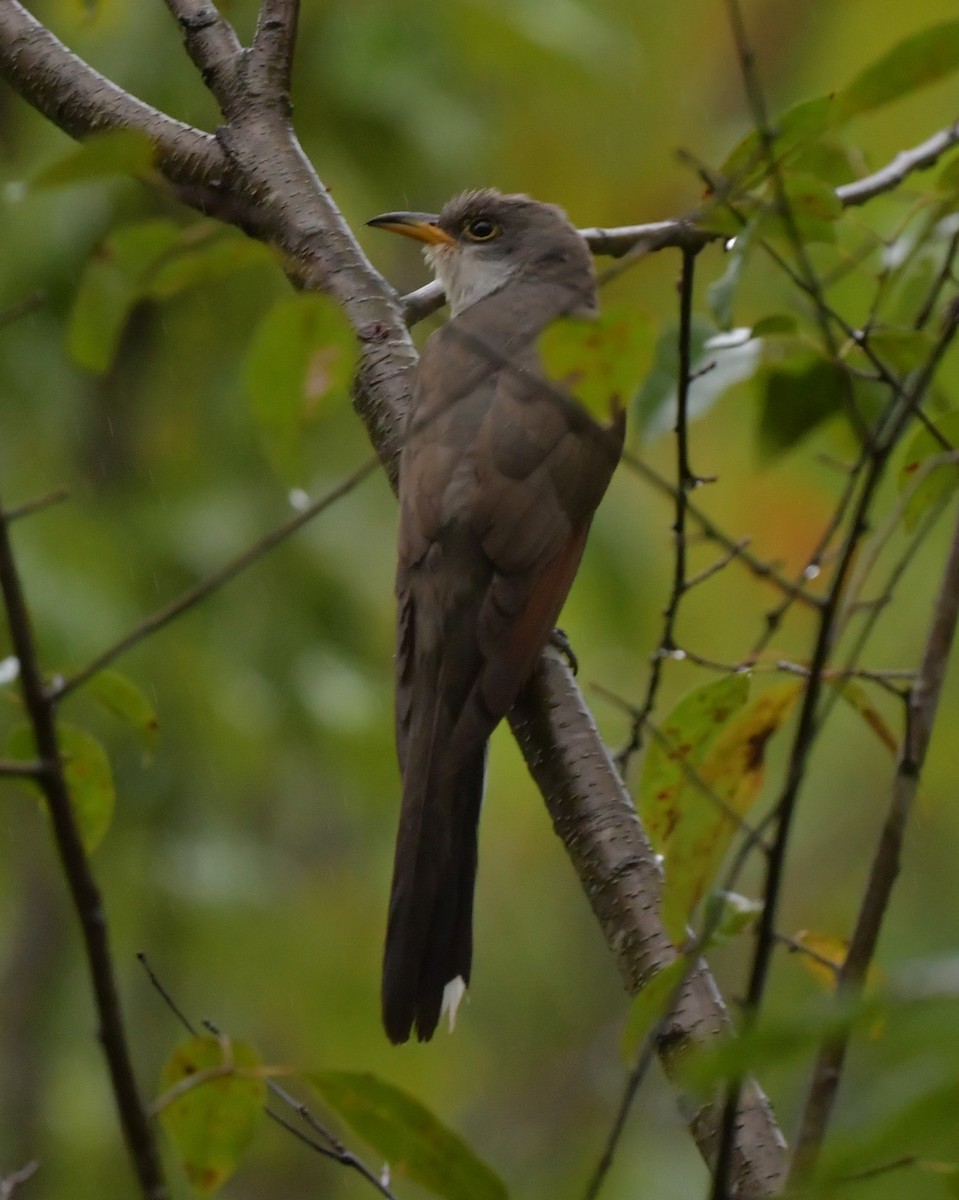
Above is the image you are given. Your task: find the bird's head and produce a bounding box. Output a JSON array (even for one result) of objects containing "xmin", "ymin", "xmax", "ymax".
[{"xmin": 368, "ymin": 188, "xmax": 596, "ymax": 318}]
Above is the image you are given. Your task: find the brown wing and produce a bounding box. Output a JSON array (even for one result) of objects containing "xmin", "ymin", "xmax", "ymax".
[
  {"xmin": 384, "ymin": 283, "xmax": 624, "ymax": 1042},
  {"xmin": 396, "ymin": 307, "xmax": 623, "ymax": 766}
]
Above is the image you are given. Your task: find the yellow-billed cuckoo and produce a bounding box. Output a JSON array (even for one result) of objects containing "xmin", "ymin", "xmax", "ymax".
[{"xmin": 369, "ymin": 189, "xmax": 624, "ymax": 1043}]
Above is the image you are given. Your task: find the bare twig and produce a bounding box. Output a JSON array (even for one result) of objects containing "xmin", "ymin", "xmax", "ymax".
[
  {"xmin": 3, "ymin": 486, "xmax": 70, "ymax": 523},
  {"xmin": 0, "ymin": 499, "xmax": 166, "ymax": 1200},
  {"xmin": 616, "ymin": 245, "xmax": 703, "ymax": 770},
  {"xmin": 837, "ymin": 120, "xmax": 959, "ymax": 206},
  {"xmin": 0, "ymin": 1161, "xmax": 38, "ymax": 1200},
  {"xmin": 620, "ymin": 450, "xmax": 823, "ymax": 609},
  {"xmin": 0, "ymin": 758, "xmax": 46, "ymax": 777},
  {"xmin": 0, "ymin": 291, "xmax": 44, "ymax": 330}
]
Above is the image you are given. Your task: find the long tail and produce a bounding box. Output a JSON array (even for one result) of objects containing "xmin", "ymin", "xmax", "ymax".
[{"xmin": 381, "ymin": 744, "xmax": 487, "ymax": 1043}]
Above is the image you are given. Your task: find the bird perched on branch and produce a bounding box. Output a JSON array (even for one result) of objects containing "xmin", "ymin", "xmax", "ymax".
[{"xmin": 368, "ymin": 189, "xmax": 624, "ymax": 1043}]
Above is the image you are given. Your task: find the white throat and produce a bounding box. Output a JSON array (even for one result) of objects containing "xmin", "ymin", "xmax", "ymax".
[{"xmin": 425, "ymin": 244, "xmax": 514, "ymax": 317}]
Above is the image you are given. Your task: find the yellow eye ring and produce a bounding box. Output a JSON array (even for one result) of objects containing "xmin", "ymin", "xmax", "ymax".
[{"xmin": 464, "ymin": 217, "xmax": 500, "ymax": 241}]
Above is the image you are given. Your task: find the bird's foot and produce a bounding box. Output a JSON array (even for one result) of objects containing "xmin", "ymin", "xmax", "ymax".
[{"xmin": 548, "ymin": 627, "xmax": 579, "ymax": 674}]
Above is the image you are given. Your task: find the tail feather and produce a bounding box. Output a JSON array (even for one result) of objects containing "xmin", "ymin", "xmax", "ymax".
[{"xmin": 382, "ymin": 745, "xmax": 486, "ymax": 1043}]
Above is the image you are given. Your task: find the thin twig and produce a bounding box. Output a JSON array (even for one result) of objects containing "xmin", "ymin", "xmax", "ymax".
[
  {"xmin": 0, "ymin": 758, "xmax": 46, "ymax": 777},
  {"xmin": 0, "ymin": 291, "xmax": 44, "ymax": 330},
  {"xmin": 616, "ymin": 246, "xmax": 702, "ymax": 770},
  {"xmin": 620, "ymin": 451, "xmax": 823, "ymax": 610},
  {"xmin": 0, "ymin": 499, "xmax": 166, "ymax": 1200},
  {"xmin": 4, "ymin": 487, "xmax": 70, "ymax": 523},
  {"xmin": 914, "ymin": 225, "xmax": 959, "ymax": 331},
  {"xmin": 138, "ymin": 956, "xmax": 398, "ymax": 1200},
  {"xmin": 51, "ymin": 456, "xmax": 379, "ymax": 703},
  {"xmin": 791, "ymin": 493, "xmax": 959, "ymax": 1178},
  {"xmin": 0, "ymin": 1162, "xmax": 39, "ymax": 1200},
  {"xmin": 837, "ymin": 120, "xmax": 959, "ymax": 206}
]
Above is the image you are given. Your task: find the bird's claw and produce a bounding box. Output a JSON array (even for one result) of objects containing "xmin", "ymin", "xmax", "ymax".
[{"xmin": 548, "ymin": 627, "xmax": 579, "ymax": 674}]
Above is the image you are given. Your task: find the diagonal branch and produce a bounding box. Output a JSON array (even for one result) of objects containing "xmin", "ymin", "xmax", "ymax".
[{"xmin": 0, "ymin": 0, "xmax": 226, "ymax": 187}]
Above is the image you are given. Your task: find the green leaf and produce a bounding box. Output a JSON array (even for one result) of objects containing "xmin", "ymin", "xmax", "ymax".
[
  {"xmin": 311, "ymin": 1070, "xmax": 508, "ymax": 1200},
  {"xmin": 866, "ymin": 328, "xmax": 936, "ymax": 376},
  {"xmin": 158, "ymin": 1035, "xmax": 265, "ymax": 1196},
  {"xmin": 638, "ymin": 675, "xmax": 750, "ymax": 854},
  {"xmin": 716, "ymin": 22, "xmax": 959, "ymax": 196},
  {"xmin": 67, "ymin": 219, "xmax": 182, "ymax": 373},
  {"xmin": 32, "ymin": 128, "xmax": 156, "ymax": 188},
  {"xmin": 145, "ymin": 232, "xmax": 274, "ymax": 300},
  {"xmin": 86, "ymin": 669, "xmax": 159, "ymax": 756},
  {"xmin": 766, "ymin": 172, "xmax": 843, "ymax": 245},
  {"xmin": 756, "ymin": 356, "xmax": 849, "ymax": 458},
  {"xmin": 635, "ymin": 321, "xmax": 761, "ymax": 441},
  {"xmin": 703, "ymin": 890, "xmax": 763, "ymax": 944},
  {"xmin": 751, "ymin": 314, "xmax": 797, "ymax": 337},
  {"xmin": 680, "ymin": 1001, "xmax": 872, "ymax": 1094},
  {"xmin": 836, "ymin": 20, "xmax": 959, "ymax": 120},
  {"xmin": 717, "ymin": 95, "xmax": 835, "ymax": 190},
  {"xmin": 897, "ymin": 411, "xmax": 959, "ymax": 530},
  {"xmin": 244, "ymin": 294, "xmax": 356, "ymax": 483},
  {"xmin": 8, "ymin": 722, "xmax": 116, "ymax": 853}
]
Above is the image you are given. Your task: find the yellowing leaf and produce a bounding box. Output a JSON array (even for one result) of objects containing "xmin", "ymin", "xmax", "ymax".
[
  {"xmin": 831, "ymin": 679, "xmax": 898, "ymax": 755},
  {"xmin": 790, "ymin": 930, "xmax": 885, "ymax": 999},
  {"xmin": 652, "ymin": 680, "xmax": 802, "ymax": 943},
  {"xmin": 311, "ymin": 1070, "xmax": 507, "ymax": 1200},
  {"xmin": 791, "ymin": 930, "xmax": 845, "ymax": 990},
  {"xmin": 157, "ymin": 1035, "xmax": 266, "ymax": 1196},
  {"xmin": 538, "ymin": 305, "xmax": 651, "ymax": 424},
  {"xmin": 638, "ymin": 675, "xmax": 751, "ymax": 853},
  {"xmin": 32, "ymin": 128, "xmax": 156, "ymax": 188}
]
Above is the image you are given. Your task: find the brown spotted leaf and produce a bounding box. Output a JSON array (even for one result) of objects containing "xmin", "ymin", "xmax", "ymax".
[{"xmin": 157, "ymin": 1035, "xmax": 265, "ymax": 1195}]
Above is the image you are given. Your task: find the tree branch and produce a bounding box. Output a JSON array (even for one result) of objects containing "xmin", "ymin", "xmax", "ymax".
[
  {"xmin": 511, "ymin": 652, "xmax": 788, "ymax": 1198},
  {"xmin": 161, "ymin": 0, "xmax": 242, "ymax": 108},
  {"xmin": 0, "ymin": 0, "xmax": 226, "ymax": 188},
  {"xmin": 251, "ymin": 0, "xmax": 301, "ymax": 97}
]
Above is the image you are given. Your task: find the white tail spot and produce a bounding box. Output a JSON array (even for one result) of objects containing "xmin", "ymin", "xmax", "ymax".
[{"xmin": 441, "ymin": 976, "xmax": 467, "ymax": 1032}]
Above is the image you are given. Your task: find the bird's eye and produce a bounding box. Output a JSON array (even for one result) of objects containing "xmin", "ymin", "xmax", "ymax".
[{"xmin": 464, "ymin": 217, "xmax": 500, "ymax": 241}]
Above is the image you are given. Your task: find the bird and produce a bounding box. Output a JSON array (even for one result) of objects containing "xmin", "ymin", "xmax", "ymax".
[{"xmin": 368, "ymin": 189, "xmax": 625, "ymax": 1043}]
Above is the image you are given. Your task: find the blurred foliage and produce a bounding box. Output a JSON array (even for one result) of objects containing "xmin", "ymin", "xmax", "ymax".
[{"xmin": 3, "ymin": 2, "xmax": 959, "ymax": 1200}]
